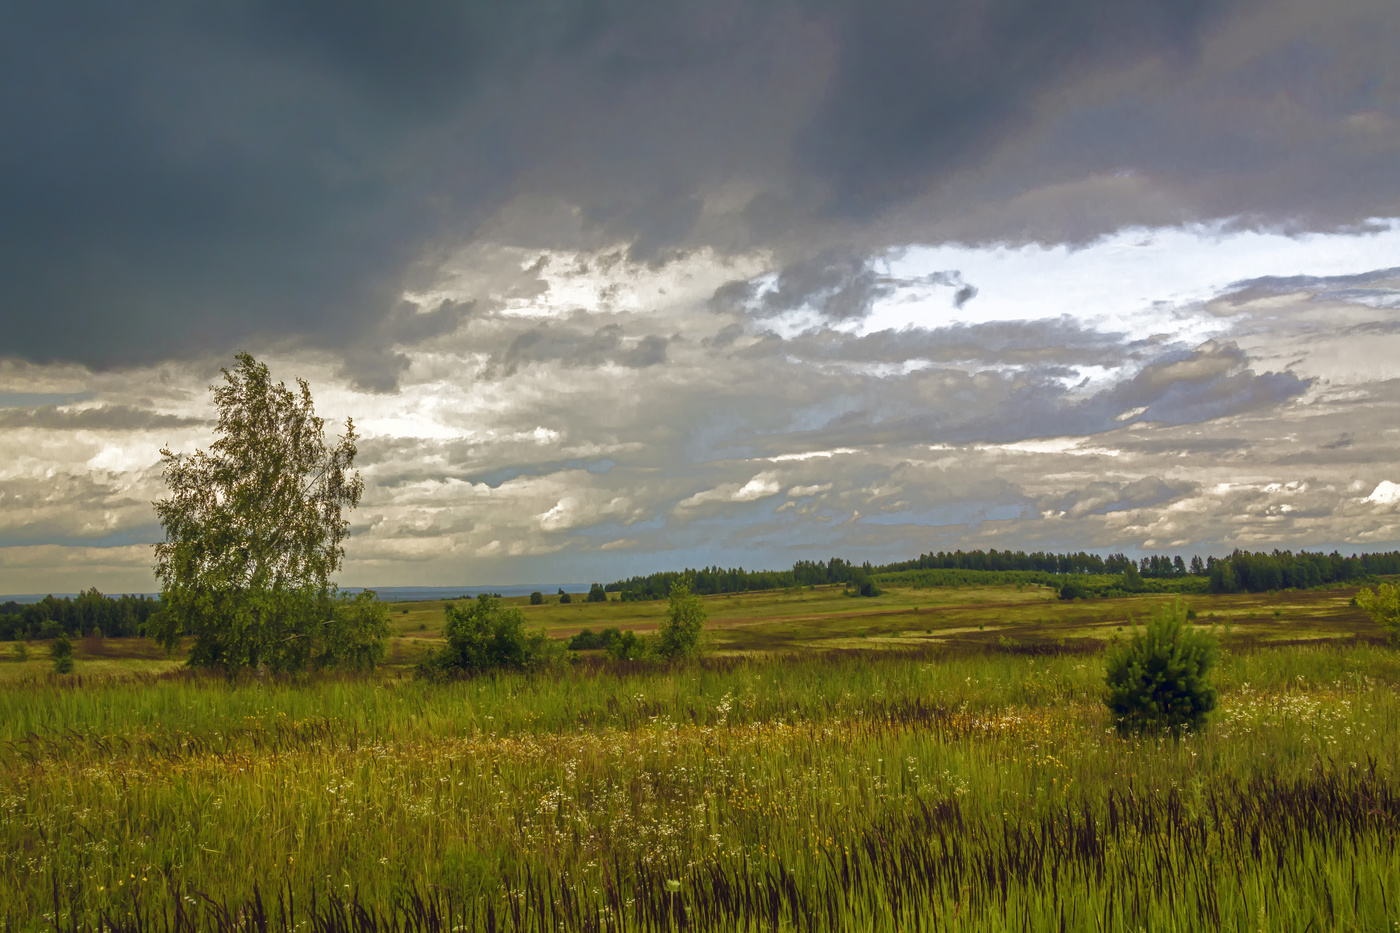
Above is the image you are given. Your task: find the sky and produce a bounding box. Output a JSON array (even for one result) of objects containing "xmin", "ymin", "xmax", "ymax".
[{"xmin": 2, "ymin": 0, "xmax": 1400, "ymax": 594}]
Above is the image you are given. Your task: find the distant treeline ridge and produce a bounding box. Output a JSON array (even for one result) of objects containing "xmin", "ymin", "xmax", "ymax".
[{"xmin": 602, "ymin": 548, "xmax": 1400, "ymax": 600}]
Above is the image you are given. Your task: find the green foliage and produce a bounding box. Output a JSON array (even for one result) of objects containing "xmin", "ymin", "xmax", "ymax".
[
  {"xmin": 1058, "ymin": 580, "xmax": 1088, "ymax": 600},
  {"xmin": 315, "ymin": 591, "xmax": 391, "ymax": 670},
  {"xmin": 586, "ymin": 583, "xmax": 608, "ymax": 603},
  {"xmin": 529, "ymin": 591, "xmax": 544, "ymax": 606},
  {"xmin": 422, "ymin": 594, "xmax": 559, "ymax": 676},
  {"xmin": 657, "ymin": 579, "xmax": 706, "ymax": 660},
  {"xmin": 151, "ymin": 353, "xmax": 376, "ymax": 672},
  {"xmin": 12, "ymin": 642, "xmax": 28, "ymax": 662},
  {"xmin": 50, "ymin": 632, "xmax": 74, "ymax": 674},
  {"xmin": 1104, "ymin": 600, "xmax": 1218, "ymax": 736},
  {"xmin": 848, "ymin": 567, "xmax": 881, "ymax": 597},
  {"xmin": 566, "ymin": 626, "xmax": 649, "ymax": 658},
  {"xmin": 569, "ymin": 627, "xmax": 618, "ymax": 651},
  {"xmin": 605, "ymin": 629, "xmax": 649, "ymax": 660},
  {"xmin": 558, "ymin": 591, "xmax": 572, "ymax": 604},
  {"xmin": 1355, "ymin": 583, "xmax": 1400, "ymax": 644}
]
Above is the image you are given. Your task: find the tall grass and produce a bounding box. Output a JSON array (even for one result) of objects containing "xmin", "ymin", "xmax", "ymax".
[{"xmin": 3, "ymin": 645, "xmax": 1397, "ymax": 930}]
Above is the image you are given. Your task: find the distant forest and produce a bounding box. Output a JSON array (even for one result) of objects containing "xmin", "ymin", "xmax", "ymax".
[
  {"xmin": 0, "ymin": 590, "xmax": 161, "ymax": 641},
  {"xmin": 602, "ymin": 548, "xmax": 1400, "ymax": 601}
]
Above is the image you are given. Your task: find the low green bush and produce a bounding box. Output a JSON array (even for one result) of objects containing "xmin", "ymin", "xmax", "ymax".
[
  {"xmin": 605, "ymin": 629, "xmax": 649, "ymax": 660},
  {"xmin": 419, "ymin": 594, "xmax": 559, "ymax": 677}
]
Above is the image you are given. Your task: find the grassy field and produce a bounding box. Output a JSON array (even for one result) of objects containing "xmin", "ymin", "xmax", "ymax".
[{"xmin": 2, "ymin": 583, "xmax": 1397, "ymax": 931}]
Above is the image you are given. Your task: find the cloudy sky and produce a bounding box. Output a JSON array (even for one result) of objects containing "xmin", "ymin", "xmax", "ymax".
[{"xmin": 3, "ymin": 0, "xmax": 1400, "ymax": 594}]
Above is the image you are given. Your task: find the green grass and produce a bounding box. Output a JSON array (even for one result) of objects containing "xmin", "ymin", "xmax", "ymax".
[{"xmin": 1, "ymin": 583, "xmax": 1397, "ymax": 930}]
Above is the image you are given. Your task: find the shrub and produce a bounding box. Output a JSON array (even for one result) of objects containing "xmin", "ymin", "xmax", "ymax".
[
  {"xmin": 1355, "ymin": 583, "xmax": 1400, "ymax": 644},
  {"xmin": 51, "ymin": 633, "xmax": 74, "ymax": 674},
  {"xmin": 420, "ymin": 594, "xmax": 559, "ymax": 676},
  {"xmin": 12, "ymin": 642, "xmax": 28, "ymax": 662},
  {"xmin": 529, "ymin": 591, "xmax": 544, "ymax": 605},
  {"xmin": 586, "ymin": 584, "xmax": 608, "ymax": 603},
  {"xmin": 657, "ymin": 579, "xmax": 706, "ymax": 660},
  {"xmin": 1104, "ymin": 600, "xmax": 1218, "ymax": 736},
  {"xmin": 1059, "ymin": 580, "xmax": 1088, "ymax": 600},
  {"xmin": 605, "ymin": 629, "xmax": 649, "ymax": 660},
  {"xmin": 559, "ymin": 592, "xmax": 572, "ymax": 604},
  {"xmin": 848, "ymin": 568, "xmax": 881, "ymax": 597},
  {"xmin": 568, "ymin": 627, "xmax": 624, "ymax": 651}
]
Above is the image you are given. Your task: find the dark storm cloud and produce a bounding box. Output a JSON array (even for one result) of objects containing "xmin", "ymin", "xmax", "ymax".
[
  {"xmin": 757, "ymin": 249, "xmax": 895, "ymax": 322},
  {"xmin": 800, "ymin": 0, "xmax": 1225, "ymax": 218},
  {"xmin": 11, "ymin": 0, "xmax": 1396, "ymax": 378}
]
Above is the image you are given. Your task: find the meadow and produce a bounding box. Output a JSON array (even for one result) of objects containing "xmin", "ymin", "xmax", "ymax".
[{"xmin": 2, "ymin": 582, "xmax": 1397, "ymax": 931}]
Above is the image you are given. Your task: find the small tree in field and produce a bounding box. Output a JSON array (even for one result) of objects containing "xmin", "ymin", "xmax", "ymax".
[
  {"xmin": 657, "ymin": 578, "xmax": 706, "ymax": 660},
  {"xmin": 1355, "ymin": 583, "xmax": 1400, "ymax": 644},
  {"xmin": 422, "ymin": 594, "xmax": 557, "ymax": 675},
  {"xmin": 151, "ymin": 353, "xmax": 388, "ymax": 672},
  {"xmin": 1104, "ymin": 600, "xmax": 1218, "ymax": 736},
  {"xmin": 51, "ymin": 632, "xmax": 74, "ymax": 674}
]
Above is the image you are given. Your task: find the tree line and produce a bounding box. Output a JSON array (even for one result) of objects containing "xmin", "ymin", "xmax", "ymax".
[
  {"xmin": 0, "ymin": 589, "xmax": 161, "ymax": 641},
  {"xmin": 600, "ymin": 548, "xmax": 1400, "ymax": 601},
  {"xmin": 1207, "ymin": 548, "xmax": 1400, "ymax": 593}
]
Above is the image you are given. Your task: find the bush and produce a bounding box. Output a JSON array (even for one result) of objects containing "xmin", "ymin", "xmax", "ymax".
[
  {"xmin": 1104, "ymin": 600, "xmax": 1218, "ymax": 736},
  {"xmin": 586, "ymin": 583, "xmax": 608, "ymax": 603},
  {"xmin": 657, "ymin": 579, "xmax": 706, "ymax": 660},
  {"xmin": 1355, "ymin": 583, "xmax": 1400, "ymax": 644},
  {"xmin": 420, "ymin": 594, "xmax": 559, "ymax": 676},
  {"xmin": 605, "ymin": 629, "xmax": 649, "ymax": 660},
  {"xmin": 559, "ymin": 592, "xmax": 572, "ymax": 604},
  {"xmin": 1059, "ymin": 580, "xmax": 1088, "ymax": 600},
  {"xmin": 848, "ymin": 568, "xmax": 881, "ymax": 598},
  {"xmin": 568, "ymin": 627, "xmax": 618, "ymax": 651},
  {"xmin": 51, "ymin": 633, "xmax": 74, "ymax": 674},
  {"xmin": 529, "ymin": 591, "xmax": 544, "ymax": 605}
]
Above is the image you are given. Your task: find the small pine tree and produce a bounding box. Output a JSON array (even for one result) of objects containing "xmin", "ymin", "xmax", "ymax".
[
  {"xmin": 51, "ymin": 633, "xmax": 75, "ymax": 674},
  {"xmin": 1104, "ymin": 600, "xmax": 1217, "ymax": 736}
]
